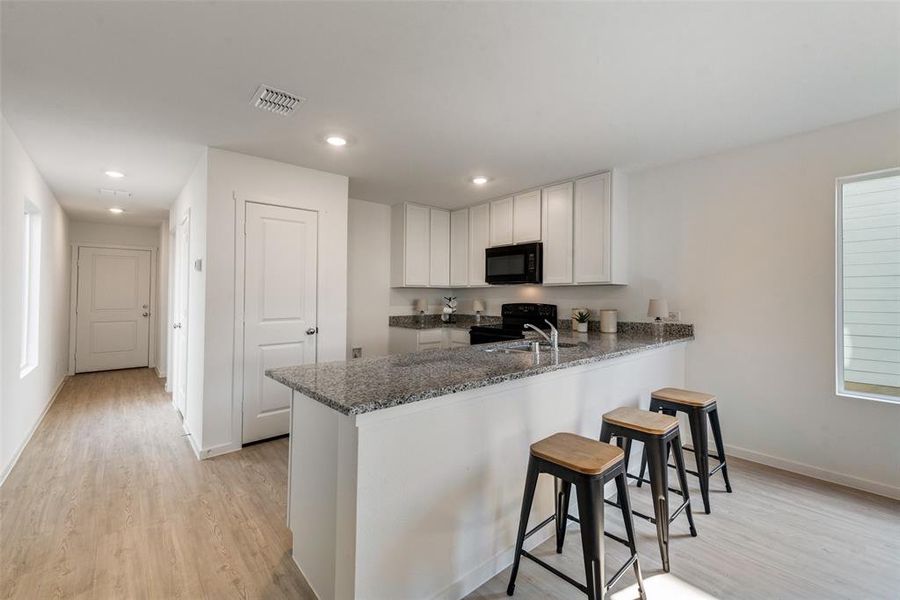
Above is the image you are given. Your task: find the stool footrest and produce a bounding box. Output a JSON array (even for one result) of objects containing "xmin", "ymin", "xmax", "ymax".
[
  {"xmin": 604, "ymin": 497, "xmax": 690, "ymax": 526},
  {"xmin": 524, "ymin": 514, "xmax": 557, "ymax": 542},
  {"xmin": 626, "ymin": 473, "xmax": 686, "ymax": 497},
  {"xmin": 520, "ymin": 547, "xmax": 639, "ymax": 595}
]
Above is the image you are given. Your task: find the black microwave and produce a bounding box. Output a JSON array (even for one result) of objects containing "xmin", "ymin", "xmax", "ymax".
[{"xmin": 485, "ymin": 242, "xmax": 543, "ymax": 285}]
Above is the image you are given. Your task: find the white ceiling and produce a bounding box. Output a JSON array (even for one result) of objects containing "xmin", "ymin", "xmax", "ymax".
[{"xmin": 2, "ymin": 2, "xmax": 899, "ymax": 225}]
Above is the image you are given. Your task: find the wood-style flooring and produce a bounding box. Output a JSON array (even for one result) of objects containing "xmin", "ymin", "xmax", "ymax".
[
  {"xmin": 2, "ymin": 368, "xmax": 898, "ymax": 599},
  {"xmin": 0, "ymin": 369, "xmax": 313, "ymax": 600}
]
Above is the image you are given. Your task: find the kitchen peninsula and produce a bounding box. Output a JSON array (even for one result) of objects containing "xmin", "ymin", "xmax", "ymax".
[{"xmin": 268, "ymin": 324, "xmax": 693, "ymax": 600}]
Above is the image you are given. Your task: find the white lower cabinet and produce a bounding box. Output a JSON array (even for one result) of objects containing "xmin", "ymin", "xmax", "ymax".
[{"xmin": 388, "ymin": 327, "xmax": 470, "ymax": 354}]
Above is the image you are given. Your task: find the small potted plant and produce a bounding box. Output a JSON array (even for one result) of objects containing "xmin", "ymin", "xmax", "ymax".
[{"xmin": 574, "ymin": 309, "xmax": 591, "ymax": 333}]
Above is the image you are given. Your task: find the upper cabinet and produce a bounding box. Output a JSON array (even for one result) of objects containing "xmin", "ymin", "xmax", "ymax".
[
  {"xmin": 468, "ymin": 203, "xmax": 490, "ymax": 286},
  {"xmin": 513, "ymin": 191, "xmax": 542, "ymax": 243},
  {"xmin": 429, "ymin": 208, "xmax": 450, "ymax": 286},
  {"xmin": 574, "ymin": 171, "xmax": 627, "ymax": 285},
  {"xmin": 391, "ymin": 203, "xmax": 450, "ymax": 288},
  {"xmin": 450, "ymin": 208, "xmax": 469, "ymax": 287},
  {"xmin": 489, "ymin": 197, "xmax": 514, "ymax": 246},
  {"xmin": 541, "ymin": 182, "xmax": 574, "ymax": 285},
  {"xmin": 390, "ymin": 170, "xmax": 627, "ymax": 288}
]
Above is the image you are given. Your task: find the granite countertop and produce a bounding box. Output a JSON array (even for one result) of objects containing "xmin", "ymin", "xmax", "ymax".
[
  {"xmin": 388, "ymin": 314, "xmax": 501, "ymax": 330},
  {"xmin": 267, "ymin": 324, "xmax": 694, "ymax": 416}
]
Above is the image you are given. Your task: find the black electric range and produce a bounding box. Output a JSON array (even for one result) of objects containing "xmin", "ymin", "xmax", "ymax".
[{"xmin": 469, "ymin": 303, "xmax": 558, "ymax": 345}]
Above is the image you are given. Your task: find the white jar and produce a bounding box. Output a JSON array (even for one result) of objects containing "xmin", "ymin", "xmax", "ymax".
[{"xmin": 599, "ymin": 309, "xmax": 618, "ymax": 334}]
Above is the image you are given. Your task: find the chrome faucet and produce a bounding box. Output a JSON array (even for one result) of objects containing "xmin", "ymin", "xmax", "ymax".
[{"xmin": 523, "ymin": 320, "xmax": 559, "ymax": 351}]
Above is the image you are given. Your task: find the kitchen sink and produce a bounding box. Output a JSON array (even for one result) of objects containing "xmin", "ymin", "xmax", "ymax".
[{"xmin": 479, "ymin": 341, "xmax": 579, "ymax": 354}]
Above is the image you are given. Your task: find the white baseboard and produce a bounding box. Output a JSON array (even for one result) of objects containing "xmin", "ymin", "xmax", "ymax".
[
  {"xmin": 726, "ymin": 444, "xmax": 900, "ymax": 501},
  {"xmin": 180, "ymin": 421, "xmax": 241, "ymax": 461},
  {"xmin": 155, "ymin": 366, "xmax": 167, "ymax": 380},
  {"xmin": 0, "ymin": 375, "xmax": 68, "ymax": 488}
]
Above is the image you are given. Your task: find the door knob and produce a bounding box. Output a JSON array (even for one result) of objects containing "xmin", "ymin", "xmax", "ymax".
[
  {"xmin": 174, "ymin": 323, "xmax": 182, "ymax": 329},
  {"xmin": 142, "ymin": 312, "xmax": 150, "ymax": 317},
  {"xmin": 306, "ymin": 327, "xmax": 317, "ymax": 335}
]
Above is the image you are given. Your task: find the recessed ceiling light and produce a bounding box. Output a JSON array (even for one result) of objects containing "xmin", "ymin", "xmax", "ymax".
[
  {"xmin": 472, "ymin": 176, "xmax": 489, "ymax": 185},
  {"xmin": 105, "ymin": 170, "xmax": 125, "ymax": 179},
  {"xmin": 109, "ymin": 207, "xmax": 124, "ymax": 214},
  {"xmin": 325, "ymin": 135, "xmax": 348, "ymax": 147}
]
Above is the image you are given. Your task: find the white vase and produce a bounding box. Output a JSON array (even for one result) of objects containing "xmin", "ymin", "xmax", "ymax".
[{"xmin": 576, "ymin": 322, "xmax": 588, "ymax": 333}]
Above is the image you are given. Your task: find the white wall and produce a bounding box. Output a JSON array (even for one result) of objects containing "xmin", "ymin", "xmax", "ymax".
[
  {"xmin": 156, "ymin": 220, "xmax": 169, "ymax": 378},
  {"xmin": 624, "ymin": 110, "xmax": 900, "ymax": 497},
  {"xmin": 200, "ymin": 148, "xmax": 348, "ymax": 456},
  {"xmin": 169, "ymin": 149, "xmax": 208, "ymax": 448},
  {"xmin": 347, "ymin": 199, "xmax": 391, "ymax": 358},
  {"xmin": 0, "ymin": 116, "xmax": 70, "ymax": 483},
  {"xmin": 69, "ymin": 220, "xmax": 161, "ymax": 247}
]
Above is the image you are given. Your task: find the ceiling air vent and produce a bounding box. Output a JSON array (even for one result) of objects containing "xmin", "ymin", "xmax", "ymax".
[{"xmin": 251, "ymin": 84, "xmax": 306, "ymax": 116}]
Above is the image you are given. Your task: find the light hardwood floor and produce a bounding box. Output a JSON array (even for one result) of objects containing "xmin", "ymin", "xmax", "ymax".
[
  {"xmin": 0, "ymin": 368, "xmax": 313, "ymax": 600},
  {"xmin": 2, "ymin": 369, "xmax": 898, "ymax": 599}
]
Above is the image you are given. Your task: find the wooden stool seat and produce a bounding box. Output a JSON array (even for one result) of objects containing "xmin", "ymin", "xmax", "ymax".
[
  {"xmin": 651, "ymin": 387, "xmax": 716, "ymax": 407},
  {"xmin": 531, "ymin": 433, "xmax": 624, "ymax": 475},
  {"xmin": 603, "ymin": 407, "xmax": 678, "ymax": 435}
]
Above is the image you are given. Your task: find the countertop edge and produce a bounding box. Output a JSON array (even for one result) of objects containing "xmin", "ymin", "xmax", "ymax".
[{"xmin": 267, "ymin": 335, "xmax": 693, "ymax": 416}]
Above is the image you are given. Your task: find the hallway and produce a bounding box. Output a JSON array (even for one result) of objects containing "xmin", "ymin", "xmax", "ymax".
[{"xmin": 0, "ymin": 369, "xmax": 313, "ymax": 599}]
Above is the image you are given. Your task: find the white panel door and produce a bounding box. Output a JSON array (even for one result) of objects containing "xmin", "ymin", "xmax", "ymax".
[
  {"xmin": 541, "ymin": 182, "xmax": 574, "ymax": 285},
  {"xmin": 172, "ymin": 213, "xmax": 191, "ymax": 417},
  {"xmin": 514, "ymin": 190, "xmax": 542, "ymax": 243},
  {"xmin": 574, "ymin": 172, "xmax": 612, "ymax": 283},
  {"xmin": 450, "ymin": 208, "xmax": 469, "ymax": 286},
  {"xmin": 429, "ymin": 208, "xmax": 450, "ymax": 286},
  {"xmin": 243, "ymin": 202, "xmax": 318, "ymax": 443},
  {"xmin": 490, "ymin": 197, "xmax": 514, "ymax": 246},
  {"xmin": 404, "ymin": 204, "xmax": 430, "ymax": 286},
  {"xmin": 75, "ymin": 247, "xmax": 151, "ymax": 373},
  {"xmin": 468, "ymin": 203, "xmax": 491, "ymax": 286}
]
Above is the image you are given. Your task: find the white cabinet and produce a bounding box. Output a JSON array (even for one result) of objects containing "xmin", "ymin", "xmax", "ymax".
[
  {"xmin": 489, "ymin": 197, "xmax": 514, "ymax": 246},
  {"xmin": 388, "ymin": 327, "xmax": 470, "ymax": 354},
  {"xmin": 573, "ymin": 171, "xmax": 627, "ymax": 284},
  {"xmin": 541, "ymin": 182, "xmax": 574, "ymax": 285},
  {"xmin": 468, "ymin": 203, "xmax": 490, "ymax": 286},
  {"xmin": 450, "ymin": 208, "xmax": 469, "ymax": 286},
  {"xmin": 391, "ymin": 203, "xmax": 430, "ymax": 287},
  {"xmin": 429, "ymin": 208, "xmax": 450, "ymax": 286},
  {"xmin": 448, "ymin": 328, "xmax": 469, "ymax": 347},
  {"xmin": 513, "ymin": 190, "xmax": 542, "ymax": 243}
]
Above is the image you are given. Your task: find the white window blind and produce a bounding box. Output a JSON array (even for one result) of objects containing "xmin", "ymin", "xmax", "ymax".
[{"xmin": 838, "ymin": 170, "xmax": 900, "ymax": 401}]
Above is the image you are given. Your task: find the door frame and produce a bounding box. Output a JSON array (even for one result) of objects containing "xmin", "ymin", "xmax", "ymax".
[
  {"xmin": 67, "ymin": 242, "xmax": 158, "ymax": 375},
  {"xmin": 170, "ymin": 210, "xmax": 191, "ymax": 412},
  {"xmin": 232, "ymin": 192, "xmax": 320, "ymax": 446}
]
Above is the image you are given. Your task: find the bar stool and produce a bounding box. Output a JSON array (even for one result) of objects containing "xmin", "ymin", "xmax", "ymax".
[
  {"xmin": 638, "ymin": 387, "xmax": 732, "ymax": 514},
  {"xmin": 600, "ymin": 407, "xmax": 696, "ymax": 573},
  {"xmin": 507, "ymin": 433, "xmax": 646, "ymax": 600}
]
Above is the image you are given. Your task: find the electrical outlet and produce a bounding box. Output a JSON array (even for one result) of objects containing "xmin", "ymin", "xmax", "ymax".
[
  {"xmin": 667, "ymin": 311, "xmax": 681, "ymax": 322},
  {"xmin": 352, "ymin": 347, "xmax": 362, "ymax": 359}
]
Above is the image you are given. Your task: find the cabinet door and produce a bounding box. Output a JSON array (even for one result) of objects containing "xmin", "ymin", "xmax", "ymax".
[
  {"xmin": 404, "ymin": 204, "xmax": 430, "ymax": 286},
  {"xmin": 574, "ymin": 173, "xmax": 611, "ymax": 284},
  {"xmin": 468, "ymin": 203, "xmax": 490, "ymax": 286},
  {"xmin": 429, "ymin": 208, "xmax": 450, "ymax": 286},
  {"xmin": 513, "ymin": 190, "xmax": 542, "ymax": 243},
  {"xmin": 541, "ymin": 183, "xmax": 574, "ymax": 285},
  {"xmin": 450, "ymin": 208, "xmax": 469, "ymax": 287},
  {"xmin": 449, "ymin": 328, "xmax": 470, "ymax": 347},
  {"xmin": 489, "ymin": 197, "xmax": 514, "ymax": 246}
]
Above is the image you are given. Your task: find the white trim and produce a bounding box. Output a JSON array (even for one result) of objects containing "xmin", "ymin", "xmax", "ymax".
[
  {"xmin": 0, "ymin": 375, "xmax": 67, "ymax": 487},
  {"xmin": 834, "ymin": 167, "xmax": 900, "ymax": 404},
  {"xmin": 290, "ymin": 554, "xmax": 323, "ymax": 600},
  {"xmin": 198, "ymin": 441, "xmax": 242, "ymax": 460},
  {"xmin": 67, "ymin": 243, "xmax": 159, "ymax": 374},
  {"xmin": 183, "ymin": 420, "xmax": 202, "ymax": 460},
  {"xmin": 727, "ymin": 444, "xmax": 900, "ymax": 501}
]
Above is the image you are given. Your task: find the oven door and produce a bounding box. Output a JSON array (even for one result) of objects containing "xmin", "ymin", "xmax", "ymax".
[{"xmin": 485, "ymin": 242, "xmax": 542, "ymax": 285}]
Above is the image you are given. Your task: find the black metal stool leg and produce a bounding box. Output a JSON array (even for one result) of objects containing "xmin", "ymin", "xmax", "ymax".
[
  {"xmin": 636, "ymin": 444, "xmax": 648, "ymax": 488},
  {"xmin": 647, "ymin": 437, "xmax": 671, "ymax": 572},
  {"xmin": 507, "ymin": 457, "xmax": 540, "ymax": 596},
  {"xmin": 688, "ymin": 408, "xmax": 711, "ymax": 514},
  {"xmin": 708, "ymin": 407, "xmax": 732, "ymax": 493},
  {"xmin": 614, "ymin": 472, "xmax": 647, "ymax": 600},
  {"xmin": 555, "ymin": 480, "xmax": 572, "ymax": 553},
  {"xmin": 576, "ymin": 478, "xmax": 605, "ymax": 600},
  {"xmin": 671, "ymin": 433, "xmax": 697, "ymax": 537}
]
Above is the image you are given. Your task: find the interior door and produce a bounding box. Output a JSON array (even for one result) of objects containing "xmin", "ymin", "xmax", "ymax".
[
  {"xmin": 75, "ymin": 247, "xmax": 152, "ymax": 373},
  {"xmin": 172, "ymin": 214, "xmax": 190, "ymax": 417},
  {"xmin": 242, "ymin": 202, "xmax": 318, "ymax": 443}
]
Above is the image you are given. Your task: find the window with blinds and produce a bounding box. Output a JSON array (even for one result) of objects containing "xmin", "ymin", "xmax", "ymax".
[{"xmin": 837, "ymin": 169, "xmax": 900, "ymax": 402}]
